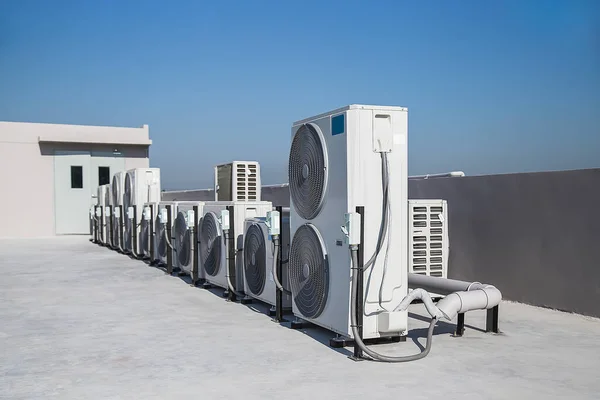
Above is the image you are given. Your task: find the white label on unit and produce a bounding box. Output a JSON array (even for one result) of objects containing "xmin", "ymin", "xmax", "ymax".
[
  {"xmin": 159, "ymin": 209, "xmax": 168, "ymax": 224},
  {"xmin": 114, "ymin": 206, "xmax": 121, "ymax": 218},
  {"xmin": 105, "ymin": 207, "xmax": 111, "ymax": 217},
  {"xmin": 373, "ymin": 113, "xmax": 393, "ymax": 152},
  {"xmin": 220, "ymin": 210, "xmax": 230, "ymax": 231},
  {"xmin": 143, "ymin": 207, "xmax": 151, "ymax": 221},
  {"xmin": 127, "ymin": 207, "xmax": 134, "ymax": 219},
  {"xmin": 186, "ymin": 210, "xmax": 195, "ymax": 228}
]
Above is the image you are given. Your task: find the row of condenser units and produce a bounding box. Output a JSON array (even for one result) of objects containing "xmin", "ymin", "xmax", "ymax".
[{"xmin": 91, "ymin": 104, "xmax": 450, "ymax": 346}]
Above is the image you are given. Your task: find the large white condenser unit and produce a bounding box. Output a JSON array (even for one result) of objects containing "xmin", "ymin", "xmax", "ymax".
[
  {"xmin": 111, "ymin": 171, "xmax": 126, "ymax": 251},
  {"xmin": 199, "ymin": 201, "xmax": 272, "ymax": 295},
  {"xmin": 141, "ymin": 201, "xmax": 159, "ymax": 260},
  {"xmin": 408, "ymin": 199, "xmax": 449, "ymax": 279},
  {"xmin": 123, "ymin": 168, "xmax": 161, "ymax": 256},
  {"xmin": 242, "ymin": 209, "xmax": 292, "ymax": 308},
  {"xmin": 173, "ymin": 201, "xmax": 205, "ymax": 276},
  {"xmin": 214, "ymin": 161, "xmax": 261, "ymax": 201},
  {"xmin": 288, "ymin": 104, "xmax": 409, "ymax": 341}
]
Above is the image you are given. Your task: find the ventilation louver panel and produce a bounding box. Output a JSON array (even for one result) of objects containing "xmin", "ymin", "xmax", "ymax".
[
  {"xmin": 200, "ymin": 212, "xmax": 221, "ymax": 277},
  {"xmin": 288, "ymin": 224, "xmax": 329, "ymax": 319},
  {"xmin": 288, "ymin": 124, "xmax": 327, "ymax": 220},
  {"xmin": 409, "ymin": 201, "xmax": 448, "ymax": 279},
  {"xmin": 236, "ymin": 163, "xmax": 258, "ymax": 201},
  {"xmin": 243, "ymin": 223, "xmax": 266, "ymax": 296},
  {"xmin": 175, "ymin": 212, "xmax": 190, "ymax": 268}
]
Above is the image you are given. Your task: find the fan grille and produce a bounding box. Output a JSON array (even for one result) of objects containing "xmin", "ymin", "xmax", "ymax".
[
  {"xmin": 288, "ymin": 124, "xmax": 327, "ymax": 220},
  {"xmin": 175, "ymin": 212, "xmax": 190, "ymax": 267},
  {"xmin": 112, "ymin": 176, "xmax": 119, "ymax": 206},
  {"xmin": 123, "ymin": 174, "xmax": 133, "ymax": 250},
  {"xmin": 200, "ymin": 212, "xmax": 221, "ymax": 277},
  {"xmin": 289, "ymin": 224, "xmax": 329, "ymax": 319},
  {"xmin": 243, "ymin": 223, "xmax": 266, "ymax": 296}
]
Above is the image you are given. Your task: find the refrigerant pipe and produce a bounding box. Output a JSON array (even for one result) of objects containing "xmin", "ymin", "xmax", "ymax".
[
  {"xmin": 271, "ymin": 235, "xmax": 291, "ymax": 295},
  {"xmin": 223, "ymin": 229, "xmax": 245, "ymax": 299}
]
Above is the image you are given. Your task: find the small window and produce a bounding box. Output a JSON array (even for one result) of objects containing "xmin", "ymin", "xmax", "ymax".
[
  {"xmin": 99, "ymin": 166, "xmax": 110, "ymax": 185},
  {"xmin": 71, "ymin": 166, "xmax": 83, "ymax": 189}
]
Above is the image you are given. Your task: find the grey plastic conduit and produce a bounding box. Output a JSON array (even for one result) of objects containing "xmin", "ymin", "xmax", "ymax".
[
  {"xmin": 224, "ymin": 230, "xmax": 245, "ymax": 298},
  {"xmin": 272, "ymin": 235, "xmax": 291, "ymax": 295},
  {"xmin": 350, "ymin": 247, "xmax": 437, "ymax": 362}
]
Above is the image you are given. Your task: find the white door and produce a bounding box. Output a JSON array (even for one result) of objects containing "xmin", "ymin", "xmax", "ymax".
[
  {"xmin": 90, "ymin": 151, "xmax": 126, "ymax": 205},
  {"xmin": 54, "ymin": 151, "xmax": 91, "ymax": 235}
]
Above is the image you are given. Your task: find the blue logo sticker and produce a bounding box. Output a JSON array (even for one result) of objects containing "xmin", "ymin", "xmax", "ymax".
[{"xmin": 332, "ymin": 114, "xmax": 345, "ymax": 136}]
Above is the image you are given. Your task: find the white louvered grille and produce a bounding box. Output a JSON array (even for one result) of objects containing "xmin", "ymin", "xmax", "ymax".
[
  {"xmin": 409, "ymin": 200, "xmax": 448, "ymax": 279},
  {"xmin": 235, "ymin": 162, "xmax": 259, "ymax": 201},
  {"xmin": 215, "ymin": 161, "xmax": 261, "ymax": 202}
]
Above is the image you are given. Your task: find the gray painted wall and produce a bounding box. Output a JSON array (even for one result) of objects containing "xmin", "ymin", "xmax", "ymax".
[{"xmin": 162, "ymin": 168, "xmax": 600, "ymax": 317}]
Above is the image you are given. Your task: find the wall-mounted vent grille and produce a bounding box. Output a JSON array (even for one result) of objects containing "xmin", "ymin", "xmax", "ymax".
[
  {"xmin": 215, "ymin": 161, "xmax": 261, "ymax": 202},
  {"xmin": 409, "ymin": 200, "xmax": 449, "ymax": 280}
]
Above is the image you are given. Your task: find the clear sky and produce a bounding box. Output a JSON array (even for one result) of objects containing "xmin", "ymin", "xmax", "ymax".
[{"xmin": 1, "ymin": 0, "xmax": 599, "ymax": 190}]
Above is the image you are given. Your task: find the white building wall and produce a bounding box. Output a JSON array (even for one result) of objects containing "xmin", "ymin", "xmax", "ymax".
[{"xmin": 0, "ymin": 121, "xmax": 151, "ymax": 238}]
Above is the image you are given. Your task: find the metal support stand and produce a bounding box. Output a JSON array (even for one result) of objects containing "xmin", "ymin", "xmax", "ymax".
[
  {"xmin": 226, "ymin": 205, "xmax": 237, "ymax": 302},
  {"xmin": 148, "ymin": 204, "xmax": 155, "ymax": 264},
  {"xmin": 166, "ymin": 205, "xmax": 173, "ymax": 275},
  {"xmin": 349, "ymin": 205, "xmax": 365, "ymax": 361},
  {"xmin": 331, "ymin": 335, "xmax": 405, "ymax": 348},
  {"xmin": 132, "ymin": 207, "xmax": 138, "ymax": 259},
  {"xmin": 119, "ymin": 207, "xmax": 124, "ymax": 253},
  {"xmin": 486, "ymin": 305, "xmax": 499, "ymax": 333},
  {"xmin": 108, "ymin": 206, "xmax": 114, "ymax": 249},
  {"xmin": 273, "ymin": 205, "xmax": 288, "ymax": 323},
  {"xmin": 93, "ymin": 207, "xmax": 99, "ymax": 243},
  {"xmin": 191, "ymin": 205, "xmax": 201, "ymax": 286},
  {"xmin": 455, "ymin": 313, "xmax": 465, "ymax": 337}
]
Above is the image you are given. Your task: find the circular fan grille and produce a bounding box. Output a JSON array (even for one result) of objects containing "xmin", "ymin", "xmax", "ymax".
[
  {"xmin": 156, "ymin": 214, "xmax": 167, "ymax": 258},
  {"xmin": 111, "ymin": 176, "xmax": 119, "ymax": 206},
  {"xmin": 288, "ymin": 124, "xmax": 327, "ymax": 220},
  {"xmin": 288, "ymin": 224, "xmax": 329, "ymax": 319},
  {"xmin": 243, "ymin": 223, "xmax": 266, "ymax": 296},
  {"xmin": 175, "ymin": 212, "xmax": 190, "ymax": 267},
  {"xmin": 200, "ymin": 212, "xmax": 221, "ymax": 277}
]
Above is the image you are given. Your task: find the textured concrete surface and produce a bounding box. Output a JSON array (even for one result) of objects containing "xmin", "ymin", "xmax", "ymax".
[{"xmin": 1, "ymin": 237, "xmax": 600, "ymax": 399}]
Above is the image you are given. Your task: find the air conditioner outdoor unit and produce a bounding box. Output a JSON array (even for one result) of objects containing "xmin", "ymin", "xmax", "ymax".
[
  {"xmin": 111, "ymin": 171, "xmax": 126, "ymax": 251},
  {"xmin": 154, "ymin": 201, "xmax": 178, "ymax": 267},
  {"xmin": 288, "ymin": 104, "xmax": 409, "ymax": 341},
  {"xmin": 199, "ymin": 201, "xmax": 272, "ymax": 296},
  {"xmin": 409, "ymin": 199, "xmax": 449, "ymax": 281},
  {"xmin": 242, "ymin": 209, "xmax": 292, "ymax": 308},
  {"xmin": 123, "ymin": 168, "xmax": 161, "ymax": 257},
  {"xmin": 173, "ymin": 201, "xmax": 205, "ymax": 276},
  {"xmin": 214, "ymin": 161, "xmax": 261, "ymax": 201},
  {"xmin": 96, "ymin": 184, "xmax": 109, "ymax": 244}
]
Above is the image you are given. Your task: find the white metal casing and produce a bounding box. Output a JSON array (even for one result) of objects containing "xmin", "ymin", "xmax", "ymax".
[
  {"xmin": 289, "ymin": 104, "xmax": 409, "ymax": 340},
  {"xmin": 409, "ymin": 199, "xmax": 449, "ymax": 281},
  {"xmin": 242, "ymin": 216, "xmax": 292, "ymax": 308},
  {"xmin": 174, "ymin": 201, "xmax": 205, "ymax": 276},
  {"xmin": 214, "ymin": 161, "xmax": 261, "ymax": 201},
  {"xmin": 200, "ymin": 201, "xmax": 272, "ymax": 292},
  {"xmin": 123, "ymin": 168, "xmax": 161, "ymax": 255},
  {"xmin": 155, "ymin": 201, "xmax": 178, "ymax": 266}
]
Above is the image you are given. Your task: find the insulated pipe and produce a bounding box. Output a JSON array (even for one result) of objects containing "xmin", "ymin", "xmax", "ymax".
[
  {"xmin": 407, "ymin": 274, "xmax": 502, "ymax": 321},
  {"xmin": 408, "ymin": 171, "xmax": 465, "ymax": 180},
  {"xmin": 408, "ymin": 274, "xmax": 486, "ymax": 295},
  {"xmin": 436, "ymin": 287, "xmax": 502, "ymax": 320}
]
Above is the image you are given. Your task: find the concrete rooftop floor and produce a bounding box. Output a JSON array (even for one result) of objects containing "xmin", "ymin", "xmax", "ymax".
[{"xmin": 1, "ymin": 237, "xmax": 599, "ymax": 400}]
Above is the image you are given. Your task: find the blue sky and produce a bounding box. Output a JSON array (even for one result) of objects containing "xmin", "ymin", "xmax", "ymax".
[{"xmin": 1, "ymin": 0, "xmax": 599, "ymax": 190}]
